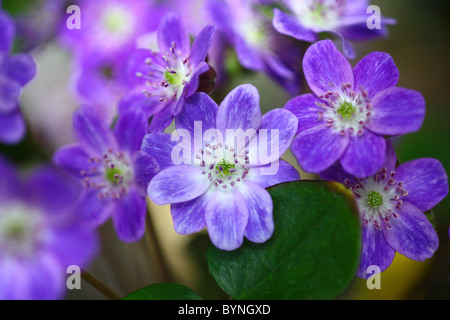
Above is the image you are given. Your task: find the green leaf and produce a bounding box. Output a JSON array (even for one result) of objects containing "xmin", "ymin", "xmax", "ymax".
[
  {"xmin": 122, "ymin": 283, "xmax": 202, "ymax": 300},
  {"xmin": 2, "ymin": 0, "xmax": 32, "ymax": 15},
  {"xmin": 207, "ymin": 180, "xmax": 361, "ymax": 300}
]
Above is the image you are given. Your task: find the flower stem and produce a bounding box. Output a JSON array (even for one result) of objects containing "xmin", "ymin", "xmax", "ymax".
[
  {"xmin": 81, "ymin": 270, "xmax": 121, "ymax": 300},
  {"xmin": 146, "ymin": 200, "xmax": 173, "ymax": 283}
]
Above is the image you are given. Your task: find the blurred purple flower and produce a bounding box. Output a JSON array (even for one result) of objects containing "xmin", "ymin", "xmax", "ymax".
[
  {"xmin": 205, "ymin": 0, "xmax": 303, "ymax": 95},
  {"xmin": 321, "ymin": 142, "xmax": 448, "ymax": 278},
  {"xmin": 70, "ymin": 51, "xmax": 132, "ymax": 124},
  {"xmin": 165, "ymin": 0, "xmax": 210, "ymax": 34},
  {"xmin": 0, "ymin": 10, "xmax": 36, "ymax": 144},
  {"xmin": 53, "ymin": 106, "xmax": 159, "ymax": 242},
  {"xmin": 123, "ymin": 13, "xmax": 216, "ymax": 133},
  {"xmin": 0, "ymin": 158, "xmax": 98, "ymax": 299},
  {"xmin": 143, "ymin": 84, "xmax": 299, "ymax": 250},
  {"xmin": 15, "ymin": 0, "xmax": 66, "ymax": 51},
  {"xmin": 272, "ymin": 0, "xmax": 396, "ymax": 58},
  {"xmin": 60, "ymin": 0, "xmax": 160, "ymax": 60},
  {"xmin": 59, "ymin": 0, "xmax": 168, "ymax": 125},
  {"xmin": 286, "ymin": 40, "xmax": 425, "ymax": 178}
]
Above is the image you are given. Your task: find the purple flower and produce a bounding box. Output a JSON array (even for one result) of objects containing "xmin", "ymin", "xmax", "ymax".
[
  {"xmin": 0, "ymin": 10, "xmax": 36, "ymax": 144},
  {"xmin": 53, "ymin": 105, "xmax": 159, "ymax": 242},
  {"xmin": 0, "ymin": 158, "xmax": 98, "ymax": 299},
  {"xmin": 142, "ymin": 84, "xmax": 300, "ymax": 250},
  {"xmin": 60, "ymin": 0, "xmax": 160, "ymax": 60},
  {"xmin": 205, "ymin": 0, "xmax": 303, "ymax": 95},
  {"xmin": 272, "ymin": 0, "xmax": 396, "ymax": 58},
  {"xmin": 124, "ymin": 13, "xmax": 216, "ymax": 133},
  {"xmin": 321, "ymin": 142, "xmax": 448, "ymax": 278},
  {"xmin": 286, "ymin": 40, "xmax": 425, "ymax": 178}
]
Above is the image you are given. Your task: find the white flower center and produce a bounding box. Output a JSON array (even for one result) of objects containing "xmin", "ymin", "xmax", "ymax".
[
  {"xmin": 346, "ymin": 167, "xmax": 409, "ymax": 230},
  {"xmin": 236, "ymin": 12, "xmax": 267, "ymax": 48},
  {"xmin": 316, "ymin": 83, "xmax": 372, "ymax": 136},
  {"xmin": 136, "ymin": 41, "xmax": 193, "ymax": 103},
  {"xmin": 81, "ymin": 148, "xmax": 134, "ymax": 200},
  {"xmin": 195, "ymin": 143, "xmax": 250, "ymax": 190},
  {"xmin": 101, "ymin": 5, "xmax": 133, "ymax": 36},
  {"xmin": 290, "ymin": 0, "xmax": 345, "ymax": 31},
  {"xmin": 0, "ymin": 203, "xmax": 43, "ymax": 257}
]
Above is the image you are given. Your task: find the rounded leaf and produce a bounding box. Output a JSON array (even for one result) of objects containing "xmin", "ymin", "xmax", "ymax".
[
  {"xmin": 207, "ymin": 181, "xmax": 361, "ymax": 300},
  {"xmin": 123, "ymin": 283, "xmax": 201, "ymax": 300}
]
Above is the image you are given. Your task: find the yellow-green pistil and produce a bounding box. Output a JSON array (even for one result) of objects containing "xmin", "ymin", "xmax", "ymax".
[
  {"xmin": 103, "ymin": 10, "xmax": 128, "ymax": 33},
  {"xmin": 215, "ymin": 159, "xmax": 235, "ymax": 176},
  {"xmin": 311, "ymin": 3, "xmax": 326, "ymax": 21},
  {"xmin": 105, "ymin": 167, "xmax": 122, "ymax": 184},
  {"xmin": 367, "ymin": 191, "xmax": 383, "ymax": 208},
  {"xmin": 337, "ymin": 102, "xmax": 356, "ymax": 120},
  {"xmin": 165, "ymin": 71, "xmax": 183, "ymax": 86},
  {"xmin": 3, "ymin": 222, "xmax": 27, "ymax": 243}
]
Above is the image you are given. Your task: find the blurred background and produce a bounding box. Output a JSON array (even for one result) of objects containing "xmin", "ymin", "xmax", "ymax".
[{"xmin": 0, "ymin": 0, "xmax": 449, "ymax": 299}]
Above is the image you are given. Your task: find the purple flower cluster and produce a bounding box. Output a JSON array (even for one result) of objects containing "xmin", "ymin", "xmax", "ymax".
[
  {"xmin": 0, "ymin": 10, "xmax": 36, "ymax": 144},
  {"xmin": 205, "ymin": 0, "xmax": 303, "ymax": 94},
  {"xmin": 0, "ymin": 2, "xmax": 448, "ymax": 299},
  {"xmin": 284, "ymin": 40, "xmax": 447, "ymax": 277}
]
